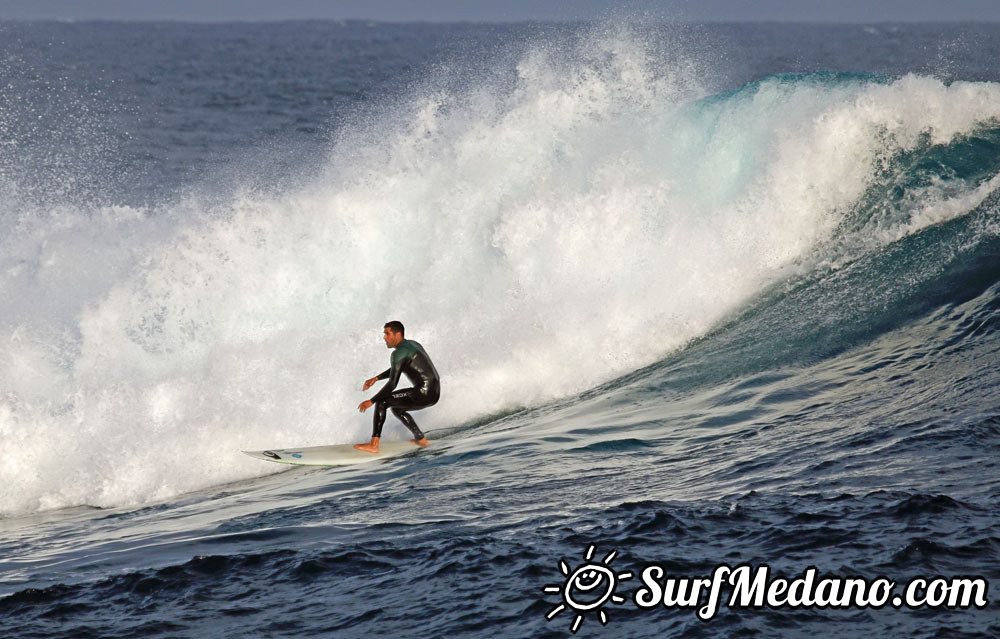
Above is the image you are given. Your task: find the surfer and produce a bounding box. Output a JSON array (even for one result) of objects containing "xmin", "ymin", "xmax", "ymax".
[{"xmin": 355, "ymin": 321, "xmax": 440, "ymax": 453}]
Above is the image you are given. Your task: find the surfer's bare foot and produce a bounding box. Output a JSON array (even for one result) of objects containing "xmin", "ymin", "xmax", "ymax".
[
  {"xmin": 354, "ymin": 437, "xmax": 380, "ymax": 453},
  {"xmin": 410, "ymin": 438, "xmax": 430, "ymax": 447}
]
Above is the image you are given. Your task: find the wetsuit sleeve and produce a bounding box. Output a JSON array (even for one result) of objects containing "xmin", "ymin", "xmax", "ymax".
[
  {"xmin": 375, "ymin": 369, "xmax": 390, "ymax": 380},
  {"xmin": 370, "ymin": 355, "xmax": 403, "ymax": 404}
]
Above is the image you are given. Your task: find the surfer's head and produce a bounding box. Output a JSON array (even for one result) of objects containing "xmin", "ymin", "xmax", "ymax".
[{"xmin": 383, "ymin": 321, "xmax": 405, "ymax": 348}]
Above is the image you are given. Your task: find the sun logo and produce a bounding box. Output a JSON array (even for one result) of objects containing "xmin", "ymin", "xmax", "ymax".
[{"xmin": 542, "ymin": 545, "xmax": 632, "ymax": 633}]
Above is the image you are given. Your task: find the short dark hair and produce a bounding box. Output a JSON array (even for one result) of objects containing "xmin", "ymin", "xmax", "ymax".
[{"xmin": 384, "ymin": 321, "xmax": 405, "ymax": 336}]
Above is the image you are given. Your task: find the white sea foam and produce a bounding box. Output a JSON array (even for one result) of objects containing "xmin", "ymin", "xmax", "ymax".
[{"xmin": 1, "ymin": 29, "xmax": 999, "ymax": 515}]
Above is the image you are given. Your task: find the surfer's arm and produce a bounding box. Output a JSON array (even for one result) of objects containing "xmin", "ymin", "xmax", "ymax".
[
  {"xmin": 370, "ymin": 357, "xmax": 403, "ymax": 403},
  {"xmin": 363, "ymin": 369, "xmax": 390, "ymax": 391}
]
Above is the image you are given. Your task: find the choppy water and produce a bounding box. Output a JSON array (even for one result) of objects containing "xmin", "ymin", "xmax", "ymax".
[{"xmin": 1, "ymin": 20, "xmax": 999, "ymax": 638}]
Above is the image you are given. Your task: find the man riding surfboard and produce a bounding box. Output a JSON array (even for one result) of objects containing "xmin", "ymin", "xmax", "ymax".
[{"xmin": 355, "ymin": 321, "xmax": 439, "ymax": 453}]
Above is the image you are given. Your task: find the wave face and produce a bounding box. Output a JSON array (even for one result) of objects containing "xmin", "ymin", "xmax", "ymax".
[
  {"xmin": 1, "ymin": 23, "xmax": 1000, "ymax": 518},
  {"xmin": 1, "ymin": 20, "xmax": 1000, "ymax": 639}
]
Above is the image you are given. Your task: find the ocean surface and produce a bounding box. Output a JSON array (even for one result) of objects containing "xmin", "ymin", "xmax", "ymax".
[{"xmin": 1, "ymin": 19, "xmax": 999, "ymax": 638}]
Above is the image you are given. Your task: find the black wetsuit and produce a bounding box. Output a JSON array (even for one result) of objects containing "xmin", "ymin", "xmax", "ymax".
[{"xmin": 369, "ymin": 339, "xmax": 440, "ymax": 440}]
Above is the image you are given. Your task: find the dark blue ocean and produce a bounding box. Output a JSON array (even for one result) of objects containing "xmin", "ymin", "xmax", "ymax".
[{"xmin": 1, "ymin": 20, "xmax": 999, "ymax": 638}]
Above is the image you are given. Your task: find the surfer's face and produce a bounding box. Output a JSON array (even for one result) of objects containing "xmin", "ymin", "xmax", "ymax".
[{"xmin": 383, "ymin": 327, "xmax": 403, "ymax": 348}]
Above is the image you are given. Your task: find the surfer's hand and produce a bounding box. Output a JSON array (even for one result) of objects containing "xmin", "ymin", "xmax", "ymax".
[
  {"xmin": 358, "ymin": 400, "xmax": 374, "ymax": 413},
  {"xmin": 362, "ymin": 377, "xmax": 377, "ymax": 391}
]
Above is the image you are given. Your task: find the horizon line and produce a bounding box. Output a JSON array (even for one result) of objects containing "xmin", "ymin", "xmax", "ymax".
[{"xmin": 3, "ymin": 17, "xmax": 999, "ymax": 25}]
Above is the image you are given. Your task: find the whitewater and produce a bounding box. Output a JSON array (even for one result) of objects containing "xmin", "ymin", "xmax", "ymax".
[{"xmin": 1, "ymin": 20, "xmax": 998, "ymax": 638}]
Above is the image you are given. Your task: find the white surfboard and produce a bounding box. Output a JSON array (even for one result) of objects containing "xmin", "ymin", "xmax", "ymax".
[{"xmin": 243, "ymin": 440, "xmax": 421, "ymax": 466}]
